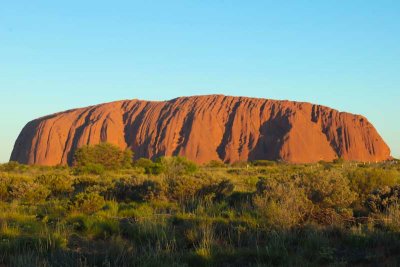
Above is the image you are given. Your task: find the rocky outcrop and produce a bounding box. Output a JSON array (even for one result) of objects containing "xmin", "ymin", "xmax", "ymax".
[{"xmin": 10, "ymin": 95, "xmax": 391, "ymax": 165}]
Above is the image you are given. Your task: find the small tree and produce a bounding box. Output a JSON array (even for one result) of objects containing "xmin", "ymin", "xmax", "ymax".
[{"xmin": 73, "ymin": 143, "xmax": 133, "ymax": 170}]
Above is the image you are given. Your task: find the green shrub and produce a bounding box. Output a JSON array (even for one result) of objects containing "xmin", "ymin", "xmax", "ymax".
[
  {"xmin": 35, "ymin": 174, "xmax": 74, "ymax": 198},
  {"xmin": 159, "ymin": 157, "xmax": 198, "ymax": 179},
  {"xmin": 67, "ymin": 214, "xmax": 94, "ymax": 232},
  {"xmin": 252, "ymin": 160, "xmax": 276, "ymax": 167},
  {"xmin": 348, "ymin": 168, "xmax": 398, "ymax": 198},
  {"xmin": 36, "ymin": 199, "xmax": 69, "ymax": 223},
  {"xmin": 0, "ymin": 161, "xmax": 23, "ymax": 172},
  {"xmin": 206, "ymin": 160, "xmax": 226, "ymax": 168},
  {"xmin": 72, "ymin": 175, "xmax": 105, "ymax": 194},
  {"xmin": 227, "ymin": 192, "xmax": 254, "ymax": 208},
  {"xmin": 380, "ymin": 203, "xmax": 400, "ymax": 232},
  {"xmin": 146, "ymin": 163, "xmax": 164, "ymax": 175},
  {"xmin": 197, "ymin": 180, "xmax": 235, "ymax": 202},
  {"xmin": 300, "ymin": 170, "xmax": 356, "ymax": 224},
  {"xmin": 134, "ymin": 180, "xmax": 164, "ymax": 202},
  {"xmin": 90, "ymin": 219, "xmax": 119, "ymax": 239},
  {"xmin": 134, "ymin": 158, "xmax": 164, "ymax": 175},
  {"xmin": 0, "ymin": 176, "xmax": 11, "ymax": 201},
  {"xmin": 255, "ymin": 177, "xmax": 311, "ymax": 229},
  {"xmin": 366, "ymin": 185, "xmax": 400, "ymax": 213},
  {"xmin": 333, "ymin": 158, "xmax": 345, "ymax": 164},
  {"xmin": 303, "ymin": 170, "xmax": 356, "ymax": 211},
  {"xmin": 73, "ymin": 143, "xmax": 133, "ymax": 170},
  {"xmin": 166, "ymin": 175, "xmax": 204, "ymax": 203},
  {"xmin": 73, "ymin": 192, "xmax": 105, "ymax": 214},
  {"xmin": 114, "ymin": 177, "xmax": 138, "ymax": 201},
  {"xmin": 230, "ymin": 161, "xmax": 250, "ymax": 168},
  {"xmin": 8, "ymin": 178, "xmax": 50, "ymax": 203},
  {"xmin": 134, "ymin": 158, "xmax": 153, "ymax": 168},
  {"xmin": 115, "ymin": 179, "xmax": 164, "ymax": 202},
  {"xmin": 74, "ymin": 163, "xmax": 105, "ymax": 175}
]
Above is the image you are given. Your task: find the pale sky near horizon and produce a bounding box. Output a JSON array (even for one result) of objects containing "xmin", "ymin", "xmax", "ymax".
[{"xmin": 0, "ymin": 1, "xmax": 399, "ymax": 162}]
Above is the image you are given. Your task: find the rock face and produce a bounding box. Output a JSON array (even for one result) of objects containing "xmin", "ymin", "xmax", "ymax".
[{"xmin": 11, "ymin": 95, "xmax": 391, "ymax": 165}]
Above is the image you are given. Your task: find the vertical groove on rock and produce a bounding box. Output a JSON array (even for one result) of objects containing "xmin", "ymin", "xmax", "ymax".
[{"xmin": 217, "ymin": 99, "xmax": 242, "ymax": 161}]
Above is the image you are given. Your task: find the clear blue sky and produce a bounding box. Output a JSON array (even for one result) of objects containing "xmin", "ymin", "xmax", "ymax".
[{"xmin": 0, "ymin": 0, "xmax": 399, "ymax": 162}]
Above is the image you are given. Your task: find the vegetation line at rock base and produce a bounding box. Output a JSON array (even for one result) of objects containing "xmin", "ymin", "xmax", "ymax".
[{"xmin": 1, "ymin": 144, "xmax": 400, "ymax": 266}]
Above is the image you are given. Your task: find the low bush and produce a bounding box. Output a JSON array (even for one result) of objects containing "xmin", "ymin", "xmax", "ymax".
[
  {"xmin": 366, "ymin": 185, "xmax": 400, "ymax": 213},
  {"xmin": 158, "ymin": 156, "xmax": 197, "ymax": 178},
  {"xmin": 255, "ymin": 177, "xmax": 311, "ymax": 229},
  {"xmin": 134, "ymin": 158, "xmax": 164, "ymax": 175},
  {"xmin": 35, "ymin": 174, "xmax": 74, "ymax": 198},
  {"xmin": 0, "ymin": 161, "xmax": 24, "ymax": 172},
  {"xmin": 197, "ymin": 180, "xmax": 235, "ymax": 202},
  {"xmin": 116, "ymin": 179, "xmax": 164, "ymax": 202},
  {"xmin": 303, "ymin": 170, "xmax": 356, "ymax": 212},
  {"xmin": 166, "ymin": 175, "xmax": 205, "ymax": 203},
  {"xmin": 348, "ymin": 168, "xmax": 399, "ymax": 199},
  {"xmin": 252, "ymin": 160, "xmax": 276, "ymax": 167},
  {"xmin": 73, "ymin": 192, "xmax": 106, "ymax": 214},
  {"xmin": 8, "ymin": 178, "xmax": 50, "ymax": 203},
  {"xmin": 73, "ymin": 163, "xmax": 105, "ymax": 175},
  {"xmin": 206, "ymin": 160, "xmax": 226, "ymax": 168}
]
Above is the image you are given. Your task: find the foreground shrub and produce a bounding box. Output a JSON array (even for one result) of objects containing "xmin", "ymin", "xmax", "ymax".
[
  {"xmin": 166, "ymin": 175, "xmax": 204, "ymax": 203},
  {"xmin": 255, "ymin": 177, "xmax": 311, "ymax": 229},
  {"xmin": 35, "ymin": 174, "xmax": 74, "ymax": 198},
  {"xmin": 302, "ymin": 170, "xmax": 356, "ymax": 213},
  {"xmin": 197, "ymin": 180, "xmax": 235, "ymax": 202},
  {"xmin": 115, "ymin": 179, "xmax": 164, "ymax": 202},
  {"xmin": 72, "ymin": 175, "xmax": 100, "ymax": 194},
  {"xmin": 133, "ymin": 180, "xmax": 164, "ymax": 202},
  {"xmin": 67, "ymin": 214, "xmax": 94, "ymax": 232},
  {"xmin": 366, "ymin": 185, "xmax": 400, "ymax": 213},
  {"xmin": 36, "ymin": 200, "xmax": 69, "ymax": 223},
  {"xmin": 0, "ymin": 176, "xmax": 11, "ymax": 201},
  {"xmin": 379, "ymin": 203, "xmax": 400, "ymax": 232},
  {"xmin": 73, "ymin": 192, "xmax": 105, "ymax": 214},
  {"xmin": 8, "ymin": 178, "xmax": 50, "ymax": 203}
]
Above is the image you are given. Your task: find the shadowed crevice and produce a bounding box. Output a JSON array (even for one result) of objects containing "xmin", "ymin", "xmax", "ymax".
[
  {"xmin": 123, "ymin": 102, "xmax": 152, "ymax": 160},
  {"xmin": 217, "ymin": 100, "xmax": 242, "ymax": 161},
  {"xmin": 172, "ymin": 109, "xmax": 196, "ymax": 156},
  {"xmin": 248, "ymin": 107, "xmax": 292, "ymax": 161}
]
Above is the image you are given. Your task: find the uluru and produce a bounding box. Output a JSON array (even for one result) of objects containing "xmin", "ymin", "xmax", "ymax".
[{"xmin": 10, "ymin": 95, "xmax": 391, "ymax": 166}]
